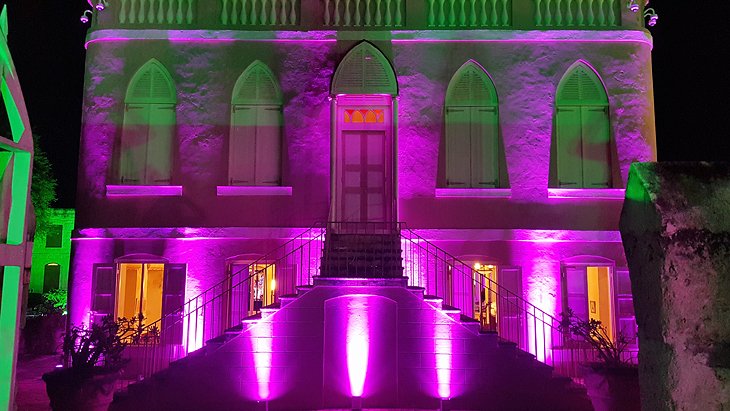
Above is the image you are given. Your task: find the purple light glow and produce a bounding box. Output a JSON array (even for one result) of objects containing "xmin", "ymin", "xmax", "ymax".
[
  {"xmin": 346, "ymin": 297, "xmax": 370, "ymax": 398},
  {"xmin": 251, "ymin": 321, "xmax": 274, "ymax": 400},
  {"xmin": 434, "ymin": 328, "xmax": 453, "ymax": 400}
]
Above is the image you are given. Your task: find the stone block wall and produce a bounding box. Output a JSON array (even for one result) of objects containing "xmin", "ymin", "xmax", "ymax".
[{"xmin": 620, "ymin": 162, "xmax": 730, "ymax": 411}]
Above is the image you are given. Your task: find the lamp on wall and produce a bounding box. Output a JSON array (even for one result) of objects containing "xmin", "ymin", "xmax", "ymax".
[
  {"xmin": 644, "ymin": 8, "xmax": 658, "ymax": 26},
  {"xmin": 627, "ymin": 0, "xmax": 639, "ymax": 13},
  {"xmin": 79, "ymin": 10, "xmax": 92, "ymax": 23}
]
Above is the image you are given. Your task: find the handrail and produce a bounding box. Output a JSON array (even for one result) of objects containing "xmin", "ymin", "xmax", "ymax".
[
  {"xmin": 399, "ymin": 224, "xmax": 564, "ymax": 368},
  {"xmin": 129, "ymin": 224, "xmax": 326, "ymax": 380}
]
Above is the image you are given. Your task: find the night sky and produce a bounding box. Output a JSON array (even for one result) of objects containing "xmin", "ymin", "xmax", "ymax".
[{"xmin": 5, "ymin": 1, "xmax": 730, "ymax": 209}]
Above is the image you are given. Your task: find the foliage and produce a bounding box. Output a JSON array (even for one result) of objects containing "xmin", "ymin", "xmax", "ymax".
[
  {"xmin": 31, "ymin": 135, "xmax": 58, "ymax": 234},
  {"xmin": 63, "ymin": 314, "xmax": 158, "ymax": 379},
  {"xmin": 559, "ymin": 309, "xmax": 632, "ymax": 368},
  {"xmin": 30, "ymin": 288, "xmax": 67, "ymax": 316}
]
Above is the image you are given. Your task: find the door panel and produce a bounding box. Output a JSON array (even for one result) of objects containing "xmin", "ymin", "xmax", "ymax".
[
  {"xmin": 556, "ymin": 107, "xmax": 583, "ymax": 187},
  {"xmin": 229, "ymin": 106, "xmax": 256, "ymax": 185},
  {"xmin": 341, "ymin": 131, "xmax": 388, "ymax": 223},
  {"xmin": 445, "ymin": 107, "xmax": 470, "ymax": 187},
  {"xmin": 581, "ymin": 107, "xmax": 611, "ymax": 188}
]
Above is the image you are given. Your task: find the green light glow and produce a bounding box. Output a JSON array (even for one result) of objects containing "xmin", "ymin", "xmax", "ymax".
[
  {"xmin": 0, "ymin": 266, "xmax": 21, "ymax": 410},
  {"xmin": 1, "ymin": 76, "xmax": 25, "ymax": 143},
  {"xmin": 7, "ymin": 152, "xmax": 30, "ymax": 245}
]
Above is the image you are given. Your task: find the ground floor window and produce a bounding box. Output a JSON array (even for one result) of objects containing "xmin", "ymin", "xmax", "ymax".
[
  {"xmin": 468, "ymin": 262, "xmax": 522, "ymax": 341},
  {"xmin": 563, "ymin": 264, "xmax": 615, "ymax": 341},
  {"xmin": 43, "ymin": 263, "xmax": 61, "ymax": 293},
  {"xmin": 228, "ymin": 262, "xmax": 277, "ymax": 321},
  {"xmin": 91, "ymin": 261, "xmax": 186, "ymax": 341},
  {"xmin": 116, "ymin": 263, "xmax": 165, "ymax": 322}
]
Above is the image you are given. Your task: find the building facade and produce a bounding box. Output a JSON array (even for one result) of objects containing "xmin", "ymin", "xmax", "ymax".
[
  {"xmin": 70, "ymin": 0, "xmax": 656, "ymax": 382},
  {"xmin": 29, "ymin": 208, "xmax": 75, "ymax": 296}
]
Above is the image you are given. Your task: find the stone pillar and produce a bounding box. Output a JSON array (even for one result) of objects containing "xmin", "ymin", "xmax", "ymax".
[{"xmin": 620, "ymin": 162, "xmax": 730, "ymax": 411}]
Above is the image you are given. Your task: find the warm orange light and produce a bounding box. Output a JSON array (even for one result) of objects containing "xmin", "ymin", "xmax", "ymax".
[{"xmin": 270, "ymin": 278, "xmax": 276, "ymax": 291}]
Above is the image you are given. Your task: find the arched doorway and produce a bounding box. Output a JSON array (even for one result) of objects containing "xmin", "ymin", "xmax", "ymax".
[{"xmin": 330, "ymin": 42, "xmax": 398, "ymax": 225}]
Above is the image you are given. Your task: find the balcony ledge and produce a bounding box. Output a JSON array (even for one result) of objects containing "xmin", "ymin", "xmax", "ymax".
[
  {"xmin": 217, "ymin": 186, "xmax": 293, "ymax": 196},
  {"xmin": 106, "ymin": 185, "xmax": 183, "ymax": 197}
]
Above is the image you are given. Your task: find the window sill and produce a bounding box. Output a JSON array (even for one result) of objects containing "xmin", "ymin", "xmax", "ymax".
[
  {"xmin": 548, "ymin": 188, "xmax": 625, "ymax": 199},
  {"xmin": 106, "ymin": 185, "xmax": 183, "ymax": 197},
  {"xmin": 435, "ymin": 188, "xmax": 511, "ymax": 198},
  {"xmin": 216, "ymin": 186, "xmax": 293, "ymax": 196}
]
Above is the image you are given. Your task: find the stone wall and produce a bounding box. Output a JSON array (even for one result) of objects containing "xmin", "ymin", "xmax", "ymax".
[{"xmin": 620, "ymin": 162, "xmax": 730, "ymax": 410}]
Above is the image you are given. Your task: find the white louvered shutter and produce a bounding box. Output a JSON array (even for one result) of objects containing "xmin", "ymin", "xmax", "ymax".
[
  {"xmin": 565, "ymin": 266, "xmax": 588, "ymax": 321},
  {"xmin": 497, "ymin": 267, "xmax": 522, "ymax": 343},
  {"xmin": 581, "ymin": 106, "xmax": 611, "ymax": 188},
  {"xmin": 445, "ymin": 107, "xmax": 470, "ymax": 187},
  {"xmin": 471, "ymin": 107, "xmax": 498, "ymax": 187},
  {"xmin": 556, "ymin": 107, "xmax": 583, "ymax": 187},
  {"xmin": 120, "ymin": 104, "xmax": 149, "ymax": 184},
  {"xmin": 146, "ymin": 104, "xmax": 174, "ymax": 184},
  {"xmin": 229, "ymin": 106, "xmax": 256, "ymax": 185},
  {"xmin": 255, "ymin": 106, "xmax": 282, "ymax": 185}
]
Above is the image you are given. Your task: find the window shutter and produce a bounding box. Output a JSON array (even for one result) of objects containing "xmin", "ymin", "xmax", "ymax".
[
  {"xmin": 470, "ymin": 107, "xmax": 499, "ymax": 187},
  {"xmin": 120, "ymin": 104, "xmax": 150, "ymax": 184},
  {"xmin": 161, "ymin": 264, "xmax": 186, "ymax": 344},
  {"xmin": 254, "ymin": 106, "xmax": 282, "ymax": 186},
  {"xmin": 555, "ymin": 107, "xmax": 583, "ymax": 187},
  {"xmin": 145, "ymin": 104, "xmax": 175, "ymax": 184},
  {"xmin": 615, "ymin": 269, "xmax": 638, "ymax": 347},
  {"xmin": 581, "ymin": 106, "xmax": 611, "ymax": 188},
  {"xmin": 91, "ymin": 264, "xmax": 116, "ymax": 324},
  {"xmin": 445, "ymin": 107, "xmax": 471, "ymax": 187},
  {"xmin": 497, "ymin": 267, "xmax": 522, "ymax": 343},
  {"xmin": 126, "ymin": 60, "xmax": 176, "ymax": 104},
  {"xmin": 229, "ymin": 106, "xmax": 257, "ymax": 185},
  {"xmin": 564, "ymin": 266, "xmax": 588, "ymax": 321}
]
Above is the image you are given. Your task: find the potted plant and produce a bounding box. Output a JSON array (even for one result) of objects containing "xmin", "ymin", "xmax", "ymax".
[
  {"xmin": 23, "ymin": 289, "xmax": 67, "ymax": 356},
  {"xmin": 559, "ymin": 309, "xmax": 640, "ymax": 411},
  {"xmin": 42, "ymin": 314, "xmax": 155, "ymax": 411}
]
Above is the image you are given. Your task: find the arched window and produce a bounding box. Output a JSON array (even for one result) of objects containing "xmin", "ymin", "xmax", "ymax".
[
  {"xmin": 553, "ymin": 62, "xmax": 611, "ymax": 188},
  {"xmin": 444, "ymin": 61, "xmax": 501, "ymax": 188},
  {"xmin": 120, "ymin": 59, "xmax": 176, "ymax": 185},
  {"xmin": 228, "ymin": 61, "xmax": 282, "ymax": 186},
  {"xmin": 331, "ymin": 41, "xmax": 398, "ymax": 96}
]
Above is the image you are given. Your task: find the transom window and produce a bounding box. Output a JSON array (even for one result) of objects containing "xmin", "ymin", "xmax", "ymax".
[
  {"xmin": 228, "ymin": 61, "xmax": 283, "ymax": 186},
  {"xmin": 552, "ymin": 61, "xmax": 612, "ymax": 188},
  {"xmin": 119, "ymin": 59, "xmax": 176, "ymax": 185},
  {"xmin": 344, "ymin": 109, "xmax": 385, "ymax": 123},
  {"xmin": 444, "ymin": 61, "xmax": 502, "ymax": 188}
]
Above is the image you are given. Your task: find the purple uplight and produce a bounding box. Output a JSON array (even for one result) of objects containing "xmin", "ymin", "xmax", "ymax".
[
  {"xmin": 346, "ymin": 298, "xmax": 370, "ymax": 398},
  {"xmin": 434, "ymin": 334, "xmax": 453, "ymax": 399},
  {"xmin": 251, "ymin": 322, "xmax": 274, "ymax": 400}
]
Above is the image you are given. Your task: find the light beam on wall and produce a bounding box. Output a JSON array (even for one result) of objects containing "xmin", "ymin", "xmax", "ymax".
[
  {"xmin": 251, "ymin": 321, "xmax": 273, "ymax": 400},
  {"xmin": 346, "ymin": 297, "xmax": 370, "ymax": 398},
  {"xmin": 434, "ymin": 325, "xmax": 453, "ymax": 399}
]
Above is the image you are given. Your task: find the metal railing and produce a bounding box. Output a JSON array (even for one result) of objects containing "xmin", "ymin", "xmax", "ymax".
[
  {"xmin": 125, "ymin": 220, "xmax": 634, "ymax": 383},
  {"xmin": 125, "ymin": 224, "xmax": 325, "ymax": 381},
  {"xmin": 399, "ymin": 225, "xmax": 565, "ymax": 368}
]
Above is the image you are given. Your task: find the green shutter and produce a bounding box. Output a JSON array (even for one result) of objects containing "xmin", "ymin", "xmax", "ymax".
[
  {"xmin": 556, "ymin": 107, "xmax": 583, "ymax": 187},
  {"xmin": 145, "ymin": 104, "xmax": 175, "ymax": 184},
  {"xmin": 229, "ymin": 106, "xmax": 257, "ymax": 185},
  {"xmin": 120, "ymin": 104, "xmax": 150, "ymax": 184},
  {"xmin": 471, "ymin": 107, "xmax": 499, "ymax": 187},
  {"xmin": 254, "ymin": 106, "xmax": 282, "ymax": 186},
  {"xmin": 581, "ymin": 107, "xmax": 611, "ymax": 188},
  {"xmin": 445, "ymin": 107, "xmax": 471, "ymax": 187}
]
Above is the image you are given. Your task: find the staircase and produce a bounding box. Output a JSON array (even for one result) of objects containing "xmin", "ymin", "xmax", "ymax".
[
  {"xmin": 111, "ymin": 281, "xmax": 592, "ymax": 411},
  {"xmin": 320, "ymin": 232, "xmax": 403, "ymax": 278},
  {"xmin": 110, "ymin": 222, "xmax": 593, "ymax": 410}
]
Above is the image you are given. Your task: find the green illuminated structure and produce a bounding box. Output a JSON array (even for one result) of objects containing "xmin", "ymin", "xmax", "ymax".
[
  {"xmin": 0, "ymin": 5, "xmax": 36, "ymax": 410},
  {"xmin": 29, "ymin": 209, "xmax": 75, "ymax": 296}
]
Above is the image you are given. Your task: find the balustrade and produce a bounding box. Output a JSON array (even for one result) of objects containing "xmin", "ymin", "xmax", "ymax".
[
  {"xmin": 220, "ymin": 0, "xmax": 299, "ymax": 26},
  {"xmin": 534, "ymin": 0, "xmax": 619, "ymax": 27},
  {"xmin": 93, "ymin": 0, "xmax": 632, "ymax": 31},
  {"xmin": 427, "ymin": 0, "xmax": 510, "ymax": 28},
  {"xmin": 323, "ymin": 0, "xmax": 402, "ymax": 27},
  {"xmin": 118, "ymin": 0, "xmax": 196, "ymax": 25}
]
